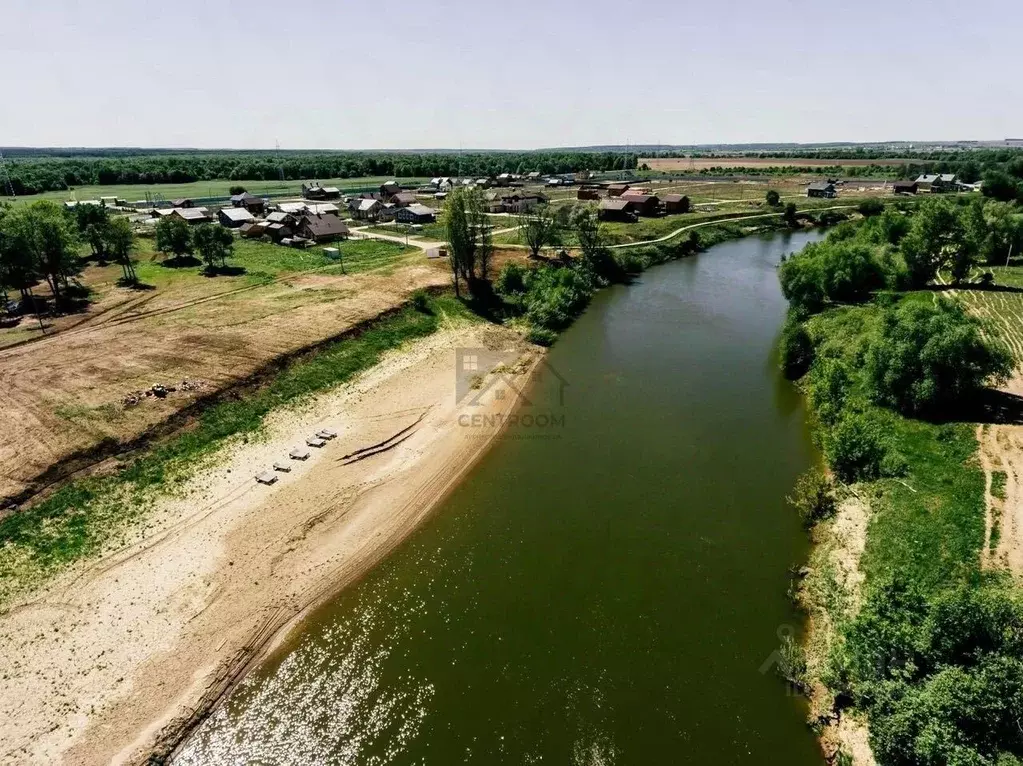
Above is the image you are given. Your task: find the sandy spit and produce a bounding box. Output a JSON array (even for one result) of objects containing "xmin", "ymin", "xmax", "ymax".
[{"xmin": 0, "ymin": 321, "xmax": 540, "ymax": 766}]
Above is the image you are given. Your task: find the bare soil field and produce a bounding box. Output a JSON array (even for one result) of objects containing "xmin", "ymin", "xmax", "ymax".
[
  {"xmin": 0, "ymin": 249, "xmax": 453, "ymax": 503},
  {"xmin": 641, "ymin": 157, "xmax": 914, "ymax": 171}
]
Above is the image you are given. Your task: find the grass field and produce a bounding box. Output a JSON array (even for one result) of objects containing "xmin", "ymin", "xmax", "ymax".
[{"xmin": 7, "ymin": 176, "xmax": 430, "ymax": 206}]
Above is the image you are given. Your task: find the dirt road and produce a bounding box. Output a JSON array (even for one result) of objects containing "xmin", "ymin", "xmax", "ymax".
[{"xmin": 0, "ymin": 323, "xmax": 540, "ymax": 765}]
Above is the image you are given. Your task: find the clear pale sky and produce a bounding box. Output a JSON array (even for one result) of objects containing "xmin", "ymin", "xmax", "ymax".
[{"xmin": 4, "ymin": 0, "xmax": 1019, "ymax": 149}]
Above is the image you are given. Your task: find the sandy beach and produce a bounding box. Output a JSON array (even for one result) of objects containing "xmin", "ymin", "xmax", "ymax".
[{"xmin": 0, "ymin": 321, "xmax": 539, "ymax": 766}]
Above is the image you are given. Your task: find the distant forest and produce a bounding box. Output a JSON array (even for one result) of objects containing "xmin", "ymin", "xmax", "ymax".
[{"xmin": 0, "ymin": 151, "xmax": 639, "ymax": 196}]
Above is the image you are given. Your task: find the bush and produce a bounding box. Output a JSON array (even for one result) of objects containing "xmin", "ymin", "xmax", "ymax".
[
  {"xmin": 410, "ymin": 288, "xmax": 431, "ymax": 313},
  {"xmin": 526, "ymin": 327, "xmax": 557, "ymax": 346},
  {"xmin": 229, "ymin": 185, "xmax": 247, "ymax": 195},
  {"xmin": 766, "ymin": 190, "xmax": 781, "ymax": 207},
  {"xmin": 779, "ymin": 316, "xmax": 815, "ymax": 379},
  {"xmin": 857, "ymin": 198, "xmax": 885, "ymax": 217},
  {"xmin": 825, "ymin": 412, "xmax": 888, "ymax": 483},
  {"xmin": 495, "ymin": 262, "xmax": 528, "ymax": 296},
  {"xmin": 787, "ymin": 468, "xmax": 836, "ymax": 528},
  {"xmin": 524, "ymin": 265, "xmax": 593, "ymax": 331},
  {"xmin": 865, "ymin": 298, "xmax": 1014, "ymax": 416}
]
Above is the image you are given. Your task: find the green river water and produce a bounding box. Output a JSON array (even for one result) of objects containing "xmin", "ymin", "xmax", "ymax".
[{"xmin": 175, "ymin": 229, "xmax": 827, "ymax": 766}]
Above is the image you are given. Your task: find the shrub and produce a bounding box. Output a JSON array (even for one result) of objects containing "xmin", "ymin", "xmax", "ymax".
[
  {"xmin": 410, "ymin": 288, "xmax": 431, "ymax": 313},
  {"xmin": 779, "ymin": 316, "xmax": 815, "ymax": 379},
  {"xmin": 526, "ymin": 327, "xmax": 557, "ymax": 346},
  {"xmin": 857, "ymin": 198, "xmax": 885, "ymax": 217},
  {"xmin": 865, "ymin": 298, "xmax": 1014, "ymax": 416},
  {"xmin": 524, "ymin": 265, "xmax": 593, "ymax": 331},
  {"xmin": 229, "ymin": 185, "xmax": 247, "ymax": 195},
  {"xmin": 495, "ymin": 262, "xmax": 528, "ymax": 296},
  {"xmin": 787, "ymin": 468, "xmax": 836, "ymax": 528},
  {"xmin": 825, "ymin": 412, "xmax": 888, "ymax": 483},
  {"xmin": 766, "ymin": 190, "xmax": 781, "ymax": 207}
]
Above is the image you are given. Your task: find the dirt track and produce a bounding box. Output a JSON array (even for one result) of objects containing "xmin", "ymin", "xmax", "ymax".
[{"xmin": 0, "ymin": 258, "xmax": 450, "ymax": 502}]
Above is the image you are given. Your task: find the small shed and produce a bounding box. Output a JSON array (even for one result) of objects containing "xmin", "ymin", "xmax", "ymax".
[
  {"xmin": 892, "ymin": 181, "xmax": 918, "ymax": 195},
  {"xmin": 171, "ymin": 198, "xmax": 194, "ymax": 208},
  {"xmin": 353, "ymin": 198, "xmax": 382, "ymax": 221},
  {"xmin": 607, "ymin": 184, "xmax": 630, "ymax": 198}
]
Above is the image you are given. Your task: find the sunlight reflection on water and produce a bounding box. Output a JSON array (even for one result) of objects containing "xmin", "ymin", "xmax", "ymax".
[{"xmin": 175, "ymin": 606, "xmax": 433, "ymax": 766}]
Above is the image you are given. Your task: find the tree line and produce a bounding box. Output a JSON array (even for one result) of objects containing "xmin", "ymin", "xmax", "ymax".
[{"xmin": 2, "ymin": 151, "xmax": 639, "ymax": 196}]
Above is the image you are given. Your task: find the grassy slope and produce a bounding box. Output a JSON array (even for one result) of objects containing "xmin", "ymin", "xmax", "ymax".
[{"xmin": 0, "ymin": 294, "xmax": 476, "ymax": 607}]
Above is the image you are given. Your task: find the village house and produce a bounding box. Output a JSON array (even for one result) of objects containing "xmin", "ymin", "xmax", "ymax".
[
  {"xmin": 230, "ymin": 192, "xmax": 265, "ymax": 215},
  {"xmin": 392, "ymin": 191, "xmax": 417, "ymax": 207},
  {"xmin": 893, "ymin": 180, "xmax": 918, "ymax": 195},
  {"xmin": 304, "ymin": 203, "xmax": 340, "ymax": 216},
  {"xmin": 277, "ymin": 201, "xmax": 308, "ymax": 215},
  {"xmin": 265, "ymin": 221, "xmax": 294, "ymax": 242},
  {"xmin": 935, "ymin": 173, "xmax": 958, "ymax": 192},
  {"xmin": 662, "ymin": 194, "xmax": 690, "ymax": 215},
  {"xmin": 171, "ymin": 198, "xmax": 194, "ymax": 208},
  {"xmin": 239, "ymin": 221, "xmax": 269, "ymax": 239},
  {"xmin": 394, "ymin": 203, "xmax": 437, "ymax": 225},
  {"xmin": 577, "ymin": 185, "xmax": 602, "ymax": 201},
  {"xmin": 218, "ymin": 207, "xmax": 255, "ymax": 228},
  {"xmin": 171, "ymin": 207, "xmax": 211, "ymax": 224},
  {"xmin": 302, "ymin": 183, "xmax": 341, "ymax": 200},
  {"xmin": 380, "ymin": 180, "xmax": 401, "ymax": 198},
  {"xmin": 351, "ymin": 198, "xmax": 382, "ymax": 221},
  {"xmin": 487, "ymin": 191, "xmax": 547, "ymax": 214},
  {"xmin": 598, "ymin": 198, "xmax": 634, "ymax": 222},
  {"xmin": 296, "ymin": 213, "xmax": 350, "ymax": 243},
  {"xmin": 622, "ymin": 193, "xmax": 660, "ymax": 217},
  {"xmin": 806, "ymin": 181, "xmax": 837, "ymax": 199},
  {"xmin": 607, "ymin": 183, "xmax": 630, "ymax": 198}
]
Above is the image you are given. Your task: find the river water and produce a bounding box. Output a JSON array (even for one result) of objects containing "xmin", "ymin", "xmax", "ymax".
[{"xmin": 175, "ymin": 229, "xmax": 827, "ymax": 766}]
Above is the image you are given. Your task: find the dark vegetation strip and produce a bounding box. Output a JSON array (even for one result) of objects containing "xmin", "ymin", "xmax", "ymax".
[
  {"xmin": 778, "ymin": 200, "xmax": 1023, "ymax": 766},
  {"xmin": 0, "ymin": 292, "xmax": 471, "ymax": 607}
]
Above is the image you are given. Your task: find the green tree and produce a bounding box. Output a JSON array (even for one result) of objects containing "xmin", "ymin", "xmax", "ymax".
[
  {"xmin": 155, "ymin": 216, "xmax": 193, "ymax": 259},
  {"xmin": 519, "ymin": 204, "xmax": 563, "ymax": 259},
  {"xmin": 765, "ymin": 189, "xmax": 781, "ymax": 207},
  {"xmin": 9, "ymin": 201, "xmax": 81, "ymax": 306},
  {"xmin": 572, "ymin": 207, "xmax": 620, "ymax": 284},
  {"xmin": 857, "ymin": 198, "xmax": 885, "ymax": 217},
  {"xmin": 783, "ymin": 202, "xmax": 799, "ymax": 227},
  {"xmin": 104, "ymin": 217, "xmax": 137, "ymax": 284},
  {"xmin": 865, "ymin": 298, "xmax": 1013, "ymax": 415},
  {"xmin": 192, "ymin": 224, "xmax": 234, "ymax": 273},
  {"xmin": 981, "ymin": 171, "xmax": 1021, "ymax": 203},
  {"xmin": 445, "ymin": 187, "xmax": 493, "ymax": 298},
  {"xmin": 900, "ymin": 198, "xmax": 975, "ymax": 286},
  {"xmin": 0, "ymin": 204, "xmax": 40, "ymax": 300}
]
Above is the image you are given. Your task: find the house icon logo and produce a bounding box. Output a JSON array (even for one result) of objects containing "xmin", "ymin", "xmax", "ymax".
[{"xmin": 455, "ymin": 348, "xmax": 568, "ymax": 409}]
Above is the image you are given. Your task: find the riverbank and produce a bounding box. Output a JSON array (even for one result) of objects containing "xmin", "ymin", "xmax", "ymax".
[
  {"xmin": 781, "ymin": 205, "xmax": 1023, "ymax": 766},
  {"xmin": 0, "ymin": 303, "xmax": 542, "ymax": 765}
]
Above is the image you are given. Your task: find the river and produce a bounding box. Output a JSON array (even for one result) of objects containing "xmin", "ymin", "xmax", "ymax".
[{"xmin": 174, "ymin": 229, "xmax": 827, "ymax": 766}]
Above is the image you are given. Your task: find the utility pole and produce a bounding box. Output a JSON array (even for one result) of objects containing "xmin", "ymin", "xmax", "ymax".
[{"xmin": 1006, "ymin": 243, "xmax": 1014, "ymax": 268}]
